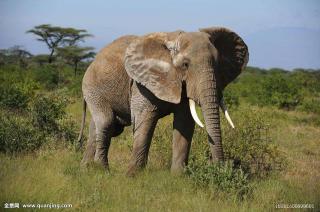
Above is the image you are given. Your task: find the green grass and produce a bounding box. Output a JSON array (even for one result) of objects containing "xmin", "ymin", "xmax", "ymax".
[{"xmin": 1, "ymin": 103, "xmax": 319, "ymax": 211}]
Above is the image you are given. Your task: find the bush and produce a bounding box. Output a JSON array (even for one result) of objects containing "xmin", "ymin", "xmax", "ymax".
[
  {"xmin": 257, "ymin": 73, "xmax": 301, "ymax": 109},
  {"xmin": 32, "ymin": 65, "xmax": 60, "ymax": 89},
  {"xmin": 57, "ymin": 117, "xmax": 77, "ymax": 143},
  {"xmin": 29, "ymin": 94, "xmax": 67, "ymax": 133},
  {"xmin": 0, "ymin": 68, "xmax": 37, "ymax": 110},
  {"xmin": 29, "ymin": 93, "xmax": 77, "ymax": 143},
  {"xmin": 189, "ymin": 108, "xmax": 284, "ymax": 181},
  {"xmin": 0, "ymin": 84, "xmax": 30, "ymax": 109},
  {"xmin": 222, "ymin": 108, "xmax": 284, "ymax": 178},
  {"xmin": 223, "ymin": 84, "xmax": 240, "ymax": 108},
  {"xmin": 186, "ymin": 160, "xmax": 251, "ymax": 199},
  {"xmin": 0, "ymin": 93, "xmax": 77, "ymax": 154},
  {"xmin": 0, "ymin": 111, "xmax": 45, "ymax": 154},
  {"xmin": 298, "ymin": 97, "xmax": 320, "ymax": 114}
]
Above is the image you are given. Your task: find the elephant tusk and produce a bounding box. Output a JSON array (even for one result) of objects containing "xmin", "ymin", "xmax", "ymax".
[
  {"xmin": 189, "ymin": 99, "xmax": 204, "ymax": 128},
  {"xmin": 220, "ymin": 98, "xmax": 235, "ymax": 129}
]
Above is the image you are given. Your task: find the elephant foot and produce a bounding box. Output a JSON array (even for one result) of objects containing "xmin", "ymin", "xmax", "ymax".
[
  {"xmin": 126, "ymin": 166, "xmax": 137, "ymax": 177},
  {"xmin": 92, "ymin": 151, "xmax": 109, "ymax": 171},
  {"xmin": 170, "ymin": 164, "xmax": 185, "ymax": 175},
  {"xmin": 80, "ymin": 159, "xmax": 89, "ymax": 169},
  {"xmin": 126, "ymin": 163, "xmax": 144, "ymax": 177}
]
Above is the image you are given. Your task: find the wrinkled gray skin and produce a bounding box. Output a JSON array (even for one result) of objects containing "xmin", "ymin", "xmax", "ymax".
[{"xmin": 78, "ymin": 27, "xmax": 249, "ymax": 176}]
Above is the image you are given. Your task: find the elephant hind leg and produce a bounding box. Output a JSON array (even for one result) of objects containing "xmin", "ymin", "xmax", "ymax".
[
  {"xmin": 81, "ymin": 119, "xmax": 96, "ymax": 167},
  {"xmin": 85, "ymin": 103, "xmax": 115, "ymax": 170},
  {"xmin": 112, "ymin": 121, "xmax": 125, "ymax": 137}
]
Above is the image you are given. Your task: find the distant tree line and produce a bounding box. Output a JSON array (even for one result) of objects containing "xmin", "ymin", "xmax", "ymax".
[
  {"xmin": 224, "ymin": 67, "xmax": 320, "ymax": 114},
  {"xmin": 0, "ymin": 24, "xmax": 95, "ymax": 76}
]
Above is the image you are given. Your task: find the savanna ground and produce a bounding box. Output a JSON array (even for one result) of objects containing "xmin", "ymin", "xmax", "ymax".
[{"xmin": 0, "ymin": 63, "xmax": 319, "ymax": 211}]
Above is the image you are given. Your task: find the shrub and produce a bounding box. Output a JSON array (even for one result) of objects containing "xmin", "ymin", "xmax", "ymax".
[
  {"xmin": 258, "ymin": 73, "xmax": 302, "ymax": 109},
  {"xmin": 32, "ymin": 65, "xmax": 60, "ymax": 89},
  {"xmin": 0, "ymin": 93, "xmax": 77, "ymax": 154},
  {"xmin": 189, "ymin": 108, "xmax": 284, "ymax": 181},
  {"xmin": 298, "ymin": 97, "xmax": 320, "ymax": 114},
  {"xmin": 222, "ymin": 108, "xmax": 284, "ymax": 178},
  {"xmin": 57, "ymin": 117, "xmax": 77, "ymax": 143},
  {"xmin": 29, "ymin": 93, "xmax": 77, "ymax": 143},
  {"xmin": 0, "ymin": 84, "xmax": 30, "ymax": 109},
  {"xmin": 0, "ymin": 111, "xmax": 45, "ymax": 154},
  {"xmin": 186, "ymin": 160, "xmax": 251, "ymax": 199},
  {"xmin": 29, "ymin": 94, "xmax": 67, "ymax": 133},
  {"xmin": 223, "ymin": 84, "xmax": 240, "ymax": 108},
  {"xmin": 0, "ymin": 67, "xmax": 38, "ymax": 110}
]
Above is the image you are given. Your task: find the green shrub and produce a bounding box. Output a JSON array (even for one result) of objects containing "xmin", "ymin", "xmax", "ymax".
[
  {"xmin": 29, "ymin": 94, "xmax": 67, "ymax": 133},
  {"xmin": 0, "ymin": 84, "xmax": 30, "ymax": 109},
  {"xmin": 0, "ymin": 66, "xmax": 38, "ymax": 110},
  {"xmin": 298, "ymin": 97, "xmax": 320, "ymax": 114},
  {"xmin": 222, "ymin": 108, "xmax": 284, "ymax": 178},
  {"xmin": 0, "ymin": 111, "xmax": 45, "ymax": 154},
  {"xmin": 0, "ymin": 93, "xmax": 77, "ymax": 154},
  {"xmin": 186, "ymin": 160, "xmax": 251, "ymax": 199},
  {"xmin": 57, "ymin": 117, "xmax": 77, "ymax": 143},
  {"xmin": 257, "ymin": 73, "xmax": 301, "ymax": 109},
  {"xmin": 190, "ymin": 108, "xmax": 284, "ymax": 180},
  {"xmin": 223, "ymin": 84, "xmax": 240, "ymax": 108},
  {"xmin": 29, "ymin": 93, "xmax": 77, "ymax": 143},
  {"xmin": 32, "ymin": 65, "xmax": 60, "ymax": 89}
]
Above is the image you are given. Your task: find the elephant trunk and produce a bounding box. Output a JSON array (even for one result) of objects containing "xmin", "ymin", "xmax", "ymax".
[{"xmin": 200, "ymin": 68, "xmax": 224, "ymax": 161}]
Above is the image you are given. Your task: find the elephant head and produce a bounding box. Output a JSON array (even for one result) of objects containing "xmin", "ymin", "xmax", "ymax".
[{"xmin": 125, "ymin": 27, "xmax": 249, "ymax": 161}]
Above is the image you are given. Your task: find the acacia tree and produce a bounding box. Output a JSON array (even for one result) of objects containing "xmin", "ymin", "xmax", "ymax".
[
  {"xmin": 63, "ymin": 29, "xmax": 92, "ymax": 46},
  {"xmin": 27, "ymin": 24, "xmax": 92, "ymax": 63},
  {"xmin": 0, "ymin": 46, "xmax": 32, "ymax": 68},
  {"xmin": 57, "ymin": 46, "xmax": 95, "ymax": 76}
]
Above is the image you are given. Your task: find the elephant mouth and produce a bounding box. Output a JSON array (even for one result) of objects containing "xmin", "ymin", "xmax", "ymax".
[{"xmin": 188, "ymin": 98, "xmax": 235, "ymax": 129}]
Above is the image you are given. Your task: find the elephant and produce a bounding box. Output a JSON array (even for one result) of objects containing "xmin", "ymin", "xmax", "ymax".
[{"xmin": 77, "ymin": 26, "xmax": 249, "ymax": 176}]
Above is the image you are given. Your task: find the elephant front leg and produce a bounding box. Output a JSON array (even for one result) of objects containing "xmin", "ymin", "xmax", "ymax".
[
  {"xmin": 171, "ymin": 102, "xmax": 195, "ymax": 174},
  {"xmin": 126, "ymin": 112, "xmax": 158, "ymax": 177}
]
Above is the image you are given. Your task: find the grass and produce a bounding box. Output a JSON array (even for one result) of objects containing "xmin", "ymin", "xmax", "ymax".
[{"xmin": 0, "ymin": 102, "xmax": 319, "ymax": 211}]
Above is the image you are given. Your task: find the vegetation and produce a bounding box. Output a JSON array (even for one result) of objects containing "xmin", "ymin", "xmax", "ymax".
[
  {"xmin": 57, "ymin": 46, "xmax": 95, "ymax": 76},
  {"xmin": 26, "ymin": 24, "xmax": 93, "ymax": 63},
  {"xmin": 0, "ymin": 24, "xmax": 319, "ymax": 211}
]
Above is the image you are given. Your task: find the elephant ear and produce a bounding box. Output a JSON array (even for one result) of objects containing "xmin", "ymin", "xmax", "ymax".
[
  {"xmin": 200, "ymin": 27, "xmax": 249, "ymax": 89},
  {"xmin": 125, "ymin": 33, "xmax": 182, "ymax": 104}
]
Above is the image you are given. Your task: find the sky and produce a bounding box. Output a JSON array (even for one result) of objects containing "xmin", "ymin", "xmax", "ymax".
[{"xmin": 0, "ymin": 0, "xmax": 320, "ymax": 70}]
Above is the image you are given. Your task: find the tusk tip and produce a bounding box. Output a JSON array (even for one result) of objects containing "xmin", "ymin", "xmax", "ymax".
[{"xmin": 189, "ymin": 99, "xmax": 205, "ymax": 128}]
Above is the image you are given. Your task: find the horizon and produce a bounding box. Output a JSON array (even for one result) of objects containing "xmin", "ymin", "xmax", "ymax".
[{"xmin": 0, "ymin": 0, "xmax": 320, "ymax": 70}]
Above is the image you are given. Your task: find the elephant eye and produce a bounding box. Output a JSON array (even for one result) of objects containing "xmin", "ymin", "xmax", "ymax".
[{"xmin": 181, "ymin": 59, "xmax": 190, "ymax": 70}]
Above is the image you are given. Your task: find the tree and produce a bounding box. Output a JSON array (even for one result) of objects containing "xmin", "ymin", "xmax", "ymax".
[
  {"xmin": 63, "ymin": 29, "xmax": 92, "ymax": 46},
  {"xmin": 32, "ymin": 54, "xmax": 50, "ymax": 66},
  {"xmin": 0, "ymin": 46, "xmax": 32, "ymax": 68},
  {"xmin": 27, "ymin": 24, "xmax": 92, "ymax": 63},
  {"xmin": 57, "ymin": 46, "xmax": 95, "ymax": 76}
]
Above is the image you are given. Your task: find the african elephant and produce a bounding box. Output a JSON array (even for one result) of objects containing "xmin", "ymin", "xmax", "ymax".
[{"xmin": 77, "ymin": 27, "xmax": 249, "ymax": 176}]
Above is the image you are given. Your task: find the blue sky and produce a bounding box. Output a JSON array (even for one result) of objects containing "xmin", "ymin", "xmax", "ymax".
[{"xmin": 0, "ymin": 0, "xmax": 319, "ymax": 70}]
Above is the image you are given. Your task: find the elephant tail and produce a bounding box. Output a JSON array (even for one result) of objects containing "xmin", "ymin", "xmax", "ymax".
[{"xmin": 77, "ymin": 98, "xmax": 87, "ymax": 149}]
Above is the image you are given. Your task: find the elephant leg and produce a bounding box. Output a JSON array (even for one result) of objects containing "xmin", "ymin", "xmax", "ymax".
[
  {"xmin": 126, "ymin": 112, "xmax": 158, "ymax": 177},
  {"xmin": 88, "ymin": 106, "xmax": 115, "ymax": 170},
  {"xmin": 171, "ymin": 102, "xmax": 195, "ymax": 174},
  {"xmin": 81, "ymin": 119, "xmax": 96, "ymax": 167}
]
